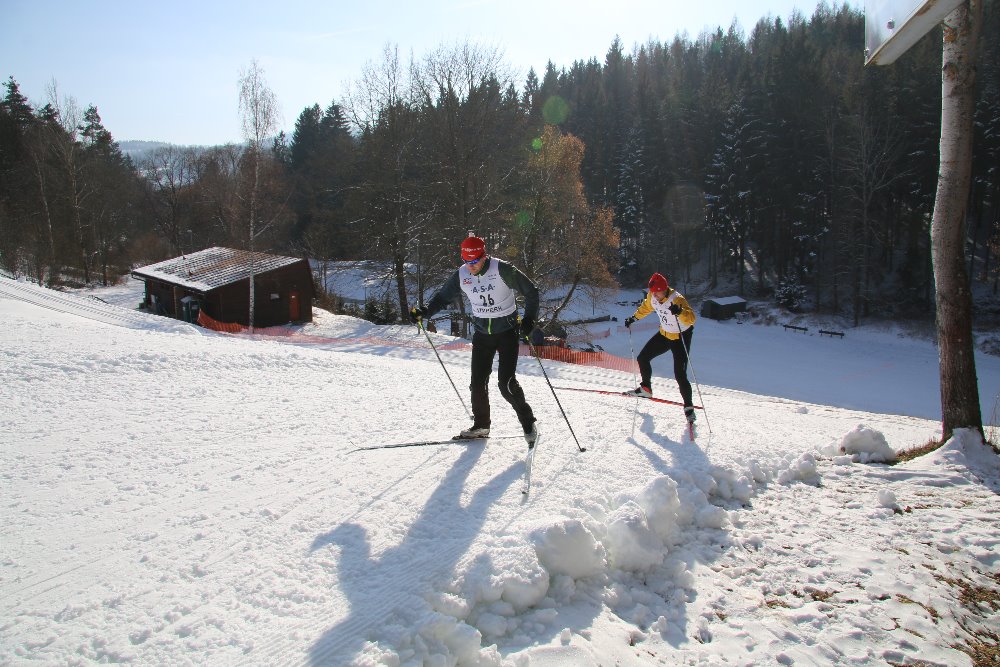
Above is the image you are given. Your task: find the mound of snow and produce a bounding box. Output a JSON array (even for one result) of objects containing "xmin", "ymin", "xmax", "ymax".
[
  {"xmin": 907, "ymin": 427, "xmax": 1000, "ymax": 482},
  {"xmin": 604, "ymin": 501, "xmax": 665, "ymax": 572},
  {"xmin": 818, "ymin": 424, "xmax": 897, "ymax": 463},
  {"xmin": 876, "ymin": 488, "xmax": 899, "ymax": 509},
  {"xmin": 530, "ymin": 519, "xmax": 607, "ymax": 579}
]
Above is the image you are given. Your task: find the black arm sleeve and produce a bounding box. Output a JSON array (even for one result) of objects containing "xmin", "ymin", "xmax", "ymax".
[
  {"xmin": 499, "ymin": 261, "xmax": 539, "ymax": 320},
  {"xmin": 424, "ymin": 270, "xmax": 462, "ymax": 318}
]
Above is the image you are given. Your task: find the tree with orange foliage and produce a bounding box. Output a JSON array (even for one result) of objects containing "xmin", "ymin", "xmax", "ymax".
[{"xmin": 509, "ymin": 125, "xmax": 619, "ymax": 325}]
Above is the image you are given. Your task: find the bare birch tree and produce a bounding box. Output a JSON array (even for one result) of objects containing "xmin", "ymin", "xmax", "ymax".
[
  {"xmin": 932, "ymin": 0, "xmax": 985, "ymax": 442},
  {"xmin": 45, "ymin": 81, "xmax": 92, "ymax": 283},
  {"xmin": 238, "ymin": 59, "xmax": 280, "ymax": 331},
  {"xmin": 344, "ymin": 44, "xmax": 422, "ymax": 320}
]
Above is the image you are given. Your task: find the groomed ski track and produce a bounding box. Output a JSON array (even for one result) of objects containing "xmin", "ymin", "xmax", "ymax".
[{"xmin": 1, "ymin": 276, "xmax": 953, "ymax": 666}]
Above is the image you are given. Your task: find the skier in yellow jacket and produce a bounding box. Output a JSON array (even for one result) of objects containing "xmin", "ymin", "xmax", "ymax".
[{"xmin": 623, "ymin": 272, "xmax": 698, "ymax": 423}]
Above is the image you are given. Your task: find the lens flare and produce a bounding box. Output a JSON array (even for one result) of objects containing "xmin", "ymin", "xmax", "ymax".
[{"xmin": 515, "ymin": 210, "xmax": 533, "ymax": 227}]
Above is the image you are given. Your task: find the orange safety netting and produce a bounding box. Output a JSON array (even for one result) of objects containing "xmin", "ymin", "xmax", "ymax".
[
  {"xmin": 197, "ymin": 310, "xmax": 295, "ymax": 336},
  {"xmin": 196, "ymin": 309, "xmax": 634, "ymax": 373},
  {"xmin": 520, "ymin": 343, "xmax": 638, "ymax": 374}
]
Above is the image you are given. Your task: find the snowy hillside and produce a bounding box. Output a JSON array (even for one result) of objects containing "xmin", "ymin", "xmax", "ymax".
[{"xmin": 1, "ymin": 276, "xmax": 998, "ymax": 666}]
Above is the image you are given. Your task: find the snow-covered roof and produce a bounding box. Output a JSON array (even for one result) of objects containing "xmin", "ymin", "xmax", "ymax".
[
  {"xmin": 132, "ymin": 247, "xmax": 306, "ymax": 293},
  {"xmin": 706, "ymin": 295, "xmax": 747, "ymax": 305}
]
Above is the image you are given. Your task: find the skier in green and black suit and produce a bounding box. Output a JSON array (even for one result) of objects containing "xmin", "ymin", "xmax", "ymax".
[{"xmin": 411, "ymin": 233, "xmax": 539, "ymax": 446}]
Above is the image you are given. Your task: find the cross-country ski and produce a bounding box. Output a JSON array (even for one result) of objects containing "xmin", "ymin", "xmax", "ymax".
[
  {"xmin": 553, "ymin": 384, "xmax": 703, "ymax": 410},
  {"xmin": 521, "ymin": 436, "xmax": 539, "ymax": 495},
  {"xmin": 348, "ymin": 435, "xmax": 522, "ymax": 453}
]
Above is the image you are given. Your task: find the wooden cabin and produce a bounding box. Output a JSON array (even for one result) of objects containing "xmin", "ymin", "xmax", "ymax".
[{"xmin": 132, "ymin": 247, "xmax": 313, "ymax": 327}]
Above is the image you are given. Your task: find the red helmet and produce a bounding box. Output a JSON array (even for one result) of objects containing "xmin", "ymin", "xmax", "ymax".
[
  {"xmin": 460, "ymin": 235, "xmax": 486, "ymax": 262},
  {"xmin": 648, "ymin": 272, "xmax": 668, "ymax": 292}
]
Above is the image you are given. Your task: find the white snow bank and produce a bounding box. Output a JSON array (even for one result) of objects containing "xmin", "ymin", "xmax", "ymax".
[
  {"xmin": 407, "ymin": 458, "xmax": 828, "ymax": 660},
  {"xmin": 908, "ymin": 427, "xmax": 1000, "ymax": 481},
  {"xmin": 364, "ymin": 467, "xmax": 750, "ymax": 663}
]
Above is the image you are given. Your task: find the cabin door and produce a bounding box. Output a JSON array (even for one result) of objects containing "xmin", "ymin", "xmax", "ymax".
[{"xmin": 289, "ymin": 291, "xmax": 300, "ymax": 321}]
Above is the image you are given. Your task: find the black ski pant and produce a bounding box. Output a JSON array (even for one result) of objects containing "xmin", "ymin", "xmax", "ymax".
[
  {"xmin": 470, "ymin": 328, "xmax": 535, "ymax": 433},
  {"xmin": 636, "ymin": 327, "xmax": 694, "ymax": 407}
]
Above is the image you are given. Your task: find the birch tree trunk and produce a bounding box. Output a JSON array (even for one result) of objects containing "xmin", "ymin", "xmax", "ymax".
[
  {"xmin": 29, "ymin": 152, "xmax": 57, "ymax": 285},
  {"xmin": 931, "ymin": 0, "xmax": 985, "ymax": 442},
  {"xmin": 239, "ymin": 59, "xmax": 279, "ymax": 333}
]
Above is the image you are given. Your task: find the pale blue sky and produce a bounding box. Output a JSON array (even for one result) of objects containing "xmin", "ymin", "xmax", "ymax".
[{"xmin": 2, "ymin": 1, "xmax": 854, "ymax": 146}]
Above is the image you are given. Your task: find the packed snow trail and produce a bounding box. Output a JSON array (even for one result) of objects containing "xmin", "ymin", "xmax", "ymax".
[
  {"xmin": 0, "ymin": 276, "xmax": 193, "ymax": 332},
  {"xmin": 2, "ymin": 282, "xmax": 997, "ymax": 666}
]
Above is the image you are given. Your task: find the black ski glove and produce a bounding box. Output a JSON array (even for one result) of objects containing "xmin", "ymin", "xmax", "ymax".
[
  {"xmin": 410, "ymin": 306, "xmax": 427, "ymax": 323},
  {"xmin": 668, "ymin": 303, "xmax": 682, "ymax": 315},
  {"xmin": 624, "ymin": 316, "xmax": 637, "ymax": 328},
  {"xmin": 519, "ymin": 317, "xmax": 534, "ymax": 341}
]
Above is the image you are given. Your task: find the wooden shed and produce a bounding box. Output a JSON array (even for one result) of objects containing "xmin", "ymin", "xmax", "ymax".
[
  {"xmin": 700, "ymin": 296, "xmax": 748, "ymax": 320},
  {"xmin": 132, "ymin": 247, "xmax": 313, "ymax": 327}
]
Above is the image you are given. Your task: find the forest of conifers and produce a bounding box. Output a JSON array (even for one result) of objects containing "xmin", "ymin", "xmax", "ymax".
[{"xmin": 1, "ymin": 3, "xmax": 997, "ymax": 325}]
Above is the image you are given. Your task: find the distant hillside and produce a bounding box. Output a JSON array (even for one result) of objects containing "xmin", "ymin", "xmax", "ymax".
[
  {"xmin": 120, "ymin": 140, "xmax": 214, "ymax": 161},
  {"xmin": 119, "ymin": 140, "xmax": 172, "ymax": 160}
]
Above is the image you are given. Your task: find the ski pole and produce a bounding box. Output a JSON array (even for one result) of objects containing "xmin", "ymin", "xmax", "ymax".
[
  {"xmin": 674, "ymin": 313, "xmax": 711, "ymax": 433},
  {"xmin": 417, "ymin": 316, "xmax": 472, "ymax": 421},
  {"xmin": 526, "ymin": 338, "xmax": 586, "ymax": 452},
  {"xmin": 628, "ymin": 325, "xmax": 639, "ymax": 438}
]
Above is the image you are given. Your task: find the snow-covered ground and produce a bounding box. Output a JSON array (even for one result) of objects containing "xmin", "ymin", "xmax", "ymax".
[{"xmin": 1, "ymin": 275, "xmax": 998, "ymax": 666}]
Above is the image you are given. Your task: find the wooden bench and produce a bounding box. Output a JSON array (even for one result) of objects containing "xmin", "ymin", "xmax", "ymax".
[
  {"xmin": 783, "ymin": 324, "xmax": 808, "ymax": 333},
  {"xmin": 819, "ymin": 329, "xmax": 845, "ymax": 338}
]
